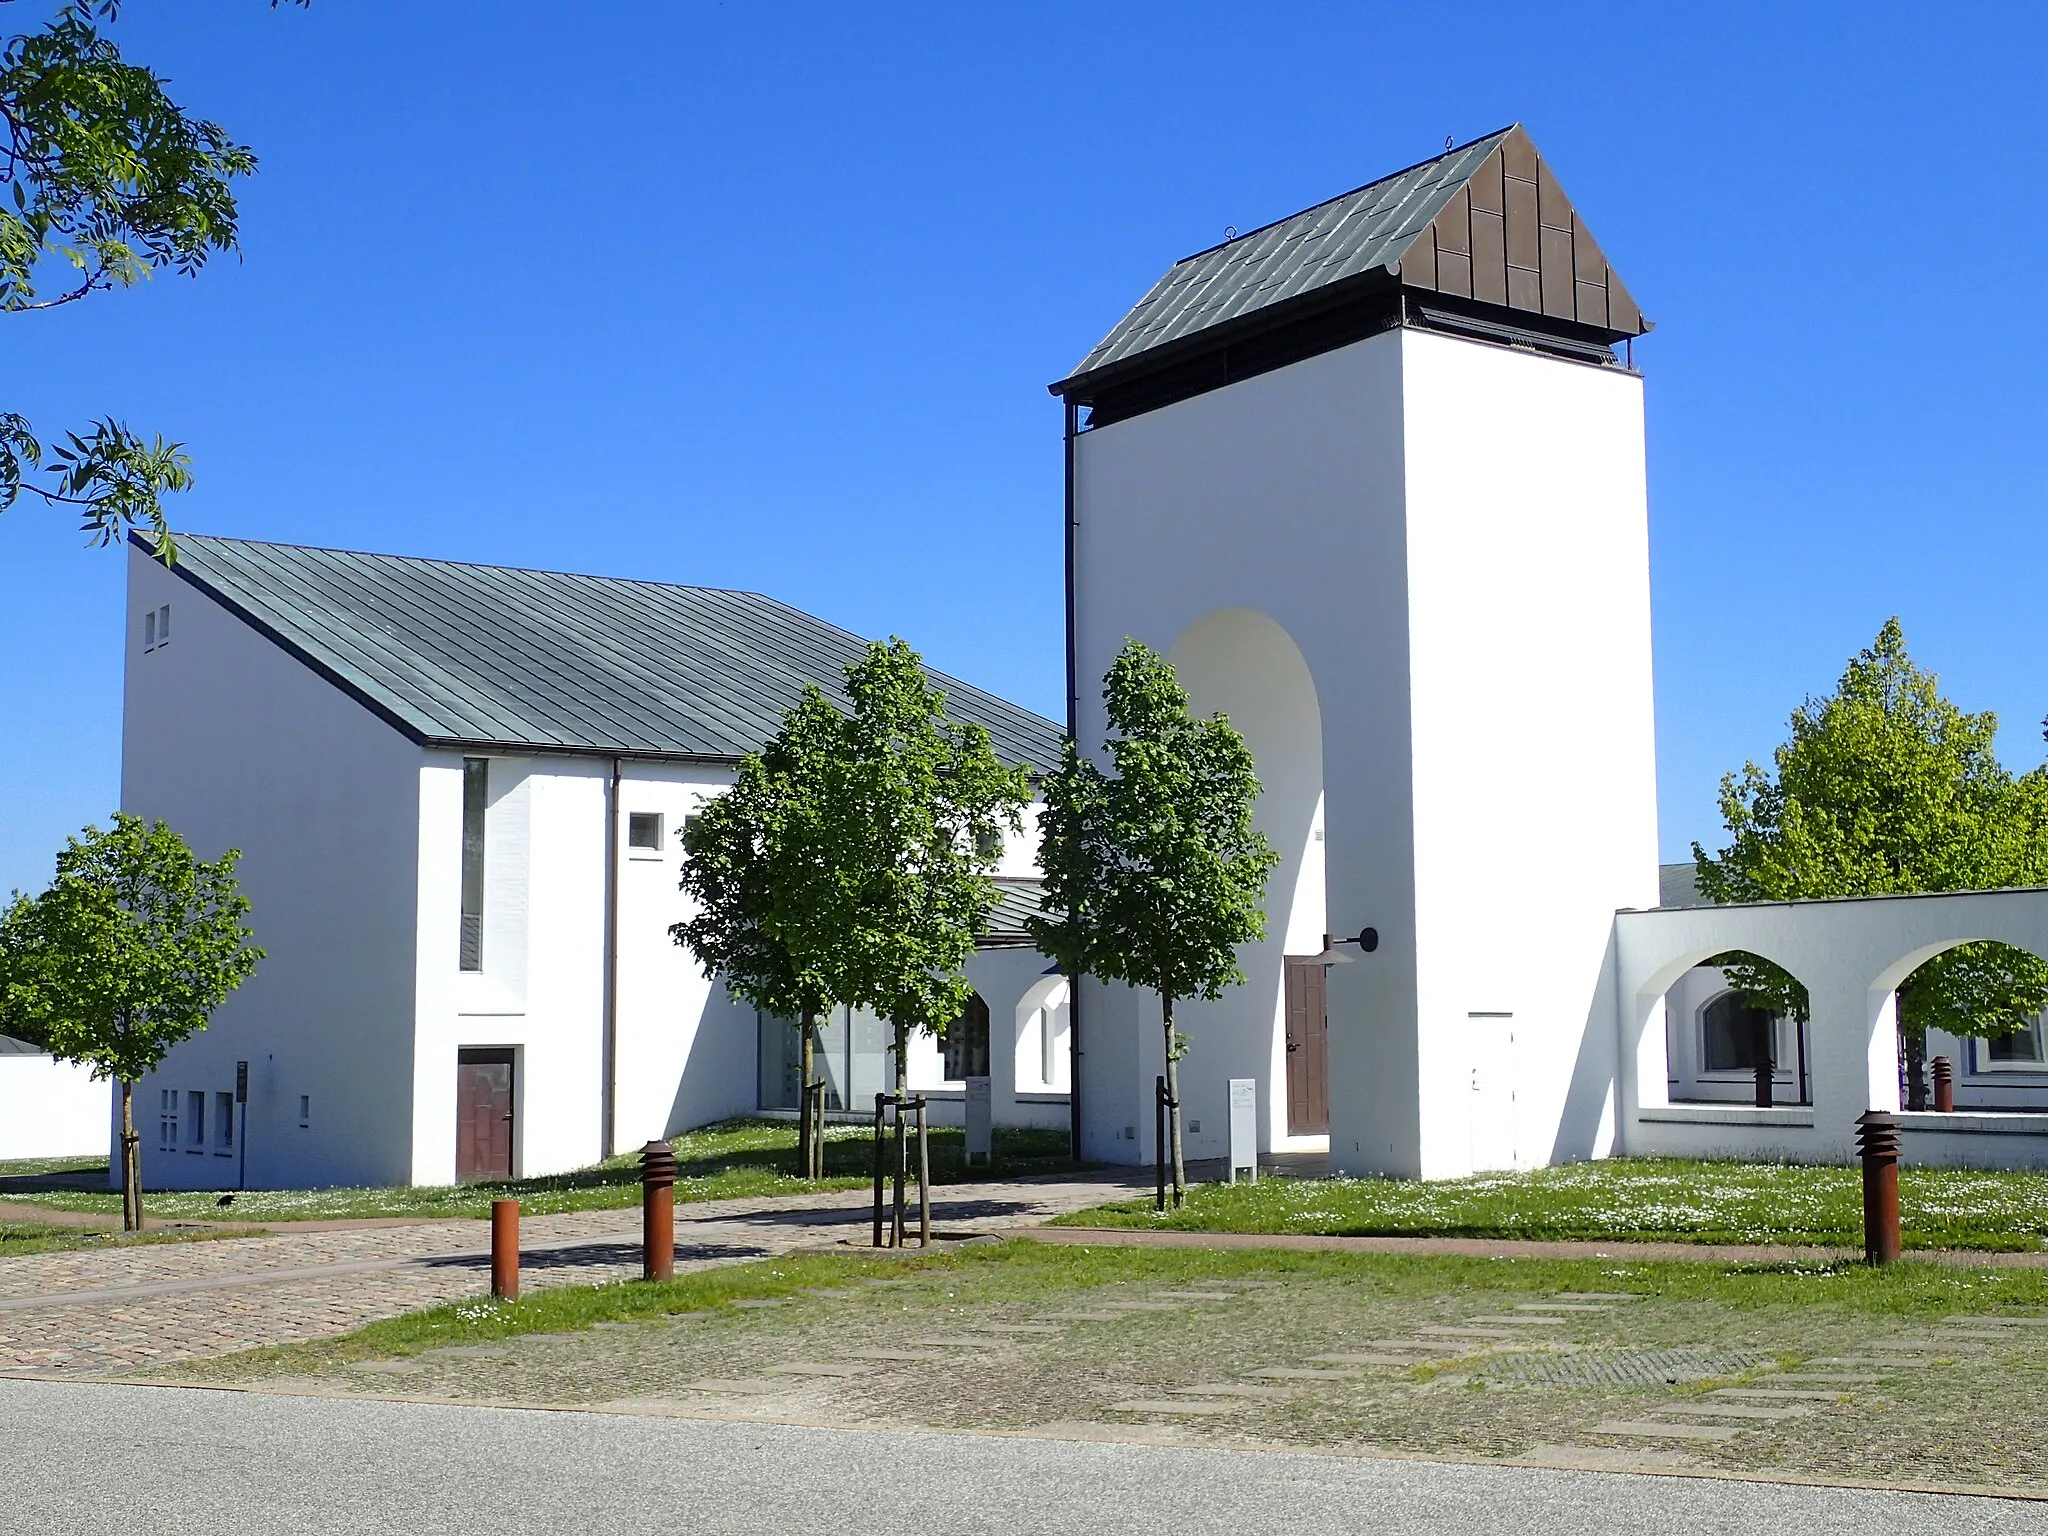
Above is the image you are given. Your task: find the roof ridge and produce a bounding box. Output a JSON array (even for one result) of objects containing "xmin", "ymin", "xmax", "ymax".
[
  {"xmin": 1166, "ymin": 124, "xmax": 1517, "ymax": 268},
  {"xmin": 133, "ymin": 529, "xmax": 776, "ymax": 605}
]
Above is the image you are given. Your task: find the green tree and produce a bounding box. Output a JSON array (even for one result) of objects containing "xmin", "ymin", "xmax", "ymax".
[
  {"xmin": 0, "ymin": 814, "xmax": 262, "ymax": 1228},
  {"xmin": 1030, "ymin": 640, "xmax": 1278, "ymax": 1206},
  {"xmin": 777, "ymin": 640, "xmax": 1029, "ymax": 1225},
  {"xmin": 3, "ymin": 1, "xmax": 302, "ymax": 553},
  {"xmin": 672, "ymin": 691, "xmax": 847, "ymax": 1179},
  {"xmin": 1694, "ymin": 618, "xmax": 2048, "ymax": 1106}
]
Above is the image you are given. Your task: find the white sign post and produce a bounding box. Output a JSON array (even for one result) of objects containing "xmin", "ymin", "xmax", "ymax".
[
  {"xmin": 964, "ymin": 1075, "xmax": 993, "ymax": 1165},
  {"xmin": 1228, "ymin": 1078, "xmax": 1257, "ymax": 1184}
]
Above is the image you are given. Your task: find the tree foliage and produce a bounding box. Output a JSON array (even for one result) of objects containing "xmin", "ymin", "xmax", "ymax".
[
  {"xmin": 775, "ymin": 639, "xmax": 1029, "ymax": 1088},
  {"xmin": 1030, "ymin": 640, "xmax": 1278, "ymax": 1205},
  {"xmin": 0, "ymin": 812, "xmax": 262, "ymax": 1227},
  {"xmin": 1693, "ymin": 618, "xmax": 2048, "ymax": 1045},
  {"xmin": 672, "ymin": 691, "xmax": 848, "ymax": 1176},
  {"xmin": 2, "ymin": 1, "xmax": 303, "ymax": 551}
]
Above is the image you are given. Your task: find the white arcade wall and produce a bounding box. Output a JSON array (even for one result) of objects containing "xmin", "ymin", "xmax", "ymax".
[{"xmin": 1071, "ymin": 323, "xmax": 1659, "ymax": 1177}]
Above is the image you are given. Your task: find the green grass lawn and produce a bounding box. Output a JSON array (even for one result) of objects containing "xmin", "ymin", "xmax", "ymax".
[
  {"xmin": 0, "ymin": 1118, "xmax": 1080, "ymax": 1224},
  {"xmin": 0, "ymin": 1219, "xmax": 236, "ymax": 1257},
  {"xmin": 1056, "ymin": 1156, "xmax": 2048, "ymax": 1251},
  {"xmin": 176, "ymin": 1236, "xmax": 2048, "ymax": 1374}
]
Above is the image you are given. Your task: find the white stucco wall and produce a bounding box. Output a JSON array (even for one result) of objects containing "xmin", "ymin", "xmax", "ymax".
[
  {"xmin": 121, "ymin": 548, "xmax": 425, "ymax": 1191},
  {"xmin": 0, "ymin": 1055, "xmax": 110, "ymax": 1159},
  {"xmin": 1071, "ymin": 324, "xmax": 1656, "ymax": 1176},
  {"xmin": 1400, "ymin": 329, "xmax": 1658, "ymax": 1176},
  {"xmin": 1616, "ymin": 887, "xmax": 2048, "ymax": 1168}
]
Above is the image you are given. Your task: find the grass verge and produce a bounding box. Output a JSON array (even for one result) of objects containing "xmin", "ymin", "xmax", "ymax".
[
  {"xmin": 179, "ymin": 1237, "xmax": 2048, "ymax": 1379},
  {"xmin": 0, "ymin": 1220, "xmax": 237, "ymax": 1257},
  {"xmin": 0, "ymin": 1120, "xmax": 1081, "ymax": 1224},
  {"xmin": 1055, "ymin": 1156, "xmax": 2048, "ymax": 1250}
]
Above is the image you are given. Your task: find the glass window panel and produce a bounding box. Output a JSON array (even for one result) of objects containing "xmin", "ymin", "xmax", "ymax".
[
  {"xmin": 1702, "ymin": 993, "xmax": 1775, "ymax": 1073},
  {"xmin": 942, "ymin": 994, "xmax": 992, "ymax": 1081},
  {"xmin": 459, "ymin": 758, "xmax": 487, "ymax": 970}
]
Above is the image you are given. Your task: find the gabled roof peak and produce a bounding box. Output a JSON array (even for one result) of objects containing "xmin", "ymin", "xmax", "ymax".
[{"xmin": 1054, "ymin": 125, "xmax": 1648, "ymax": 418}]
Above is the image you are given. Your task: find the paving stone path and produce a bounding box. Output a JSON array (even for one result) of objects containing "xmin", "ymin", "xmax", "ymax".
[{"xmin": 0, "ymin": 1174, "xmax": 1144, "ymax": 1376}]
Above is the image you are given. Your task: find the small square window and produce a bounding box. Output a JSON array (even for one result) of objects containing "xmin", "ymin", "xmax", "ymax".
[
  {"xmin": 215, "ymin": 1092, "xmax": 235, "ymax": 1152},
  {"xmin": 628, "ymin": 812, "xmax": 663, "ymax": 852}
]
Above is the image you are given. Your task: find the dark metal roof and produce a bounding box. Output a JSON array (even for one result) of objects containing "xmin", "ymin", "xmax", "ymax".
[
  {"xmin": 1660, "ymin": 862, "xmax": 1708, "ymax": 909},
  {"xmin": 978, "ymin": 878, "xmax": 1048, "ymax": 946},
  {"xmin": 142, "ymin": 533, "xmax": 1064, "ymax": 768},
  {"xmin": 1053, "ymin": 125, "xmax": 1647, "ymax": 406}
]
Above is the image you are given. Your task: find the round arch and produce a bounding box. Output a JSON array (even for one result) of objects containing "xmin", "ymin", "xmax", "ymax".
[{"xmin": 1165, "ymin": 607, "xmax": 1326, "ymax": 1148}]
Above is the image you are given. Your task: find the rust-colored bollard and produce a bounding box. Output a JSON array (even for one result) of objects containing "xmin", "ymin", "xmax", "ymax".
[
  {"xmin": 490, "ymin": 1198, "xmax": 519, "ymax": 1300},
  {"xmin": 641, "ymin": 1139, "xmax": 678, "ymax": 1283},
  {"xmin": 1931, "ymin": 1056, "xmax": 1955, "ymax": 1113},
  {"xmin": 1857, "ymin": 1111, "xmax": 1902, "ymax": 1266}
]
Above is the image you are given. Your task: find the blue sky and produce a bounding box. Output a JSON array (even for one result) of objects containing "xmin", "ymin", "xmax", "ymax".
[{"xmin": 4, "ymin": 1, "xmax": 2046, "ymax": 895}]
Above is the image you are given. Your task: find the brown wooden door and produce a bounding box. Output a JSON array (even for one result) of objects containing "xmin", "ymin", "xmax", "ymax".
[
  {"xmin": 1284, "ymin": 958, "xmax": 1329, "ymax": 1135},
  {"xmin": 456, "ymin": 1048, "xmax": 515, "ymax": 1182}
]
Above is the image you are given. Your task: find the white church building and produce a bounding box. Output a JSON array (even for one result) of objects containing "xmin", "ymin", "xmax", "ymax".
[{"xmin": 118, "ymin": 124, "xmax": 2048, "ymax": 1189}]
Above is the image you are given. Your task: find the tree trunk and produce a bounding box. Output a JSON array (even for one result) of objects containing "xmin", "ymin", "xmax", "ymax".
[
  {"xmin": 120, "ymin": 1080, "xmax": 140, "ymax": 1232},
  {"xmin": 1903, "ymin": 1029, "xmax": 1928, "ymax": 1112},
  {"xmin": 798, "ymin": 1012, "xmax": 817, "ymax": 1179},
  {"xmin": 1162, "ymin": 998, "xmax": 1186, "ymax": 1208}
]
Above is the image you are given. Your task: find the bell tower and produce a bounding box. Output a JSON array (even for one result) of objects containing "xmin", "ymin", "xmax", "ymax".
[{"xmin": 1053, "ymin": 125, "xmax": 1659, "ymax": 1178}]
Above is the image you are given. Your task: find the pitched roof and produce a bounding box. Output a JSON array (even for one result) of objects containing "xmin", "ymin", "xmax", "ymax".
[
  {"xmin": 143, "ymin": 533, "xmax": 1063, "ymax": 768},
  {"xmin": 1054, "ymin": 124, "xmax": 1647, "ymax": 402},
  {"xmin": 1660, "ymin": 862, "xmax": 1708, "ymax": 909},
  {"xmin": 978, "ymin": 878, "xmax": 1048, "ymax": 947}
]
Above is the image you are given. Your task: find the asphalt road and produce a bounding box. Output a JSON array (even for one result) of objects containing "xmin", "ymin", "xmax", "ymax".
[{"xmin": 1, "ymin": 1379, "xmax": 2036, "ymax": 1535}]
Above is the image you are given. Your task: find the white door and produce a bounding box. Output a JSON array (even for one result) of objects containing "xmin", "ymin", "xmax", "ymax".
[{"xmin": 1468, "ymin": 1013, "xmax": 1517, "ymax": 1173}]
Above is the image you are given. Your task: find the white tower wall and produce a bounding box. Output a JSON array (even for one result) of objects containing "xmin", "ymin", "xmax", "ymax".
[{"xmin": 1070, "ymin": 323, "xmax": 1657, "ymax": 1175}]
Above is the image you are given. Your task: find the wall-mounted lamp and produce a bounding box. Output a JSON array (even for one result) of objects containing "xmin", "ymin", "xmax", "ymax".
[{"xmin": 1308, "ymin": 928, "xmax": 1378, "ymax": 966}]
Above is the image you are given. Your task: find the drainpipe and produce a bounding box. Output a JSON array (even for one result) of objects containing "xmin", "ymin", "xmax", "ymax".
[
  {"xmin": 1062, "ymin": 395, "xmax": 1084, "ymax": 1162},
  {"xmin": 601, "ymin": 756, "xmax": 621, "ymax": 1160}
]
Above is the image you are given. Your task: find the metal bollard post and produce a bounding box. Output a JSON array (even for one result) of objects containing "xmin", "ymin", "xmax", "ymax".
[
  {"xmin": 490, "ymin": 1198, "xmax": 519, "ymax": 1300},
  {"xmin": 1857, "ymin": 1110, "xmax": 1902, "ymax": 1265},
  {"xmin": 1154, "ymin": 1075, "xmax": 1167, "ymax": 1214},
  {"xmin": 1931, "ymin": 1056, "xmax": 1954, "ymax": 1114},
  {"xmin": 640, "ymin": 1139, "xmax": 678, "ymax": 1282},
  {"xmin": 872, "ymin": 1092, "xmax": 887, "ymax": 1248}
]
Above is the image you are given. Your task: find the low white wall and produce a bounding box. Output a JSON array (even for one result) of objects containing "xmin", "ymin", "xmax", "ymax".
[{"xmin": 0, "ymin": 1057, "xmax": 111, "ymax": 1160}]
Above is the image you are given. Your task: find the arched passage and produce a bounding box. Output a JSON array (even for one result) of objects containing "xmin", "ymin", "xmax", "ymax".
[
  {"xmin": 1166, "ymin": 607, "xmax": 1326, "ymax": 1152},
  {"xmin": 1873, "ymin": 938, "xmax": 2048, "ymax": 1112}
]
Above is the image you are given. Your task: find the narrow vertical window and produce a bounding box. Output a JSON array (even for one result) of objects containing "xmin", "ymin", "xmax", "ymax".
[
  {"xmin": 298, "ymin": 1094, "xmax": 311, "ymax": 1128},
  {"xmin": 186, "ymin": 1090, "xmax": 206, "ymax": 1150},
  {"xmin": 459, "ymin": 757, "xmax": 487, "ymax": 971},
  {"xmin": 143, "ymin": 610, "xmax": 157, "ymax": 651},
  {"xmin": 158, "ymin": 603, "xmax": 170, "ymax": 645},
  {"xmin": 159, "ymin": 1088, "xmax": 179, "ymax": 1148},
  {"xmin": 215, "ymin": 1092, "xmax": 235, "ymax": 1151}
]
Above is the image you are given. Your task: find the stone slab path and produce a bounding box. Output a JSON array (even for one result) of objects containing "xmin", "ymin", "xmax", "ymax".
[{"xmin": 0, "ymin": 1174, "xmax": 1145, "ymax": 1376}]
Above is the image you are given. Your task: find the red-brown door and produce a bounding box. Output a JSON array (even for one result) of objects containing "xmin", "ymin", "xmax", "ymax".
[
  {"xmin": 456, "ymin": 1048, "xmax": 515, "ymax": 1182},
  {"xmin": 1284, "ymin": 958, "xmax": 1329, "ymax": 1135}
]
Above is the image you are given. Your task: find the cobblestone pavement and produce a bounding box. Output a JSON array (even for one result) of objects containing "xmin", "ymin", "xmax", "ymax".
[{"xmin": 0, "ymin": 1175, "xmax": 1145, "ymax": 1376}]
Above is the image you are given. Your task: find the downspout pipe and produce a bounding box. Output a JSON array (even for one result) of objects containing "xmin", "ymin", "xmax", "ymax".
[
  {"xmin": 1062, "ymin": 395, "xmax": 1084, "ymax": 1162},
  {"xmin": 602, "ymin": 756, "xmax": 621, "ymax": 1160}
]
